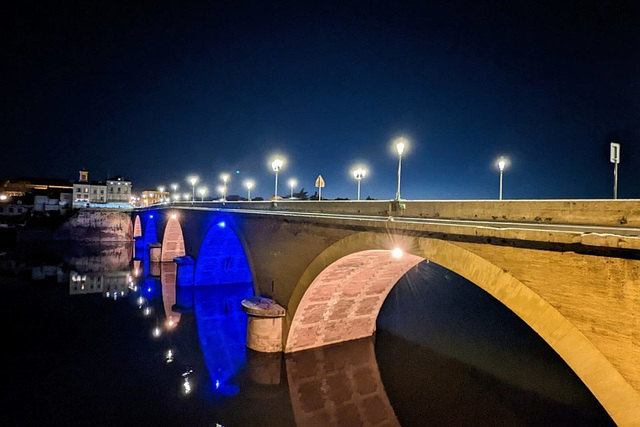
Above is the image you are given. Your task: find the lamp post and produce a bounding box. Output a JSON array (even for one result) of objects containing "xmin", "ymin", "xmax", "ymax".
[
  {"xmin": 271, "ymin": 158, "xmax": 283, "ymax": 200},
  {"xmin": 496, "ymin": 157, "xmax": 508, "ymax": 200},
  {"xmin": 188, "ymin": 176, "xmax": 198, "ymax": 204},
  {"xmin": 288, "ymin": 178, "xmax": 297, "ymax": 198},
  {"xmin": 217, "ymin": 185, "xmax": 226, "ymax": 202},
  {"xmin": 220, "ymin": 173, "xmax": 229, "ymax": 201},
  {"xmin": 245, "ymin": 180, "xmax": 254, "ymax": 201},
  {"xmin": 157, "ymin": 186, "xmax": 165, "ymax": 205},
  {"xmin": 393, "ymin": 138, "xmax": 407, "ymax": 201},
  {"xmin": 352, "ymin": 168, "xmax": 367, "ymax": 201},
  {"xmin": 170, "ymin": 183, "xmax": 178, "ymax": 203},
  {"xmin": 198, "ymin": 187, "xmax": 207, "ymax": 202}
]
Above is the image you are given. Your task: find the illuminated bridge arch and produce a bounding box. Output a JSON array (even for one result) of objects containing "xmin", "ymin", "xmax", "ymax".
[
  {"xmin": 161, "ymin": 214, "xmax": 186, "ymax": 262},
  {"xmin": 285, "ymin": 231, "xmax": 639, "ymax": 424},
  {"xmin": 133, "ymin": 215, "xmax": 142, "ymax": 238},
  {"xmin": 194, "ymin": 219, "xmax": 253, "ymax": 286},
  {"xmin": 143, "ymin": 213, "xmax": 158, "ymax": 246}
]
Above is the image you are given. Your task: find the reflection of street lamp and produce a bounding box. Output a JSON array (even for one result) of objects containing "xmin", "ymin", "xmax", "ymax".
[
  {"xmin": 188, "ymin": 176, "xmax": 198, "ymax": 203},
  {"xmin": 271, "ymin": 158, "xmax": 283, "ymax": 199},
  {"xmin": 197, "ymin": 187, "xmax": 207, "ymax": 201},
  {"xmin": 393, "ymin": 138, "xmax": 407, "ymax": 201},
  {"xmin": 352, "ymin": 168, "xmax": 367, "ymax": 201},
  {"xmin": 245, "ymin": 180, "xmax": 254, "ymax": 201},
  {"xmin": 220, "ymin": 173, "xmax": 230, "ymax": 201},
  {"xmin": 496, "ymin": 156, "xmax": 509, "ymax": 200},
  {"xmin": 288, "ymin": 178, "xmax": 297, "ymax": 198}
]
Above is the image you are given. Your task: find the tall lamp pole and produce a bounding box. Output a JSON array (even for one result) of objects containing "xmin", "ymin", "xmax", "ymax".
[
  {"xmin": 352, "ymin": 168, "xmax": 367, "ymax": 201},
  {"xmin": 245, "ymin": 180, "xmax": 254, "ymax": 201},
  {"xmin": 288, "ymin": 179, "xmax": 297, "ymax": 198},
  {"xmin": 220, "ymin": 173, "xmax": 229, "ymax": 202},
  {"xmin": 393, "ymin": 138, "xmax": 407, "ymax": 201},
  {"xmin": 497, "ymin": 157, "xmax": 508, "ymax": 200},
  {"xmin": 271, "ymin": 159, "xmax": 283, "ymax": 200},
  {"xmin": 188, "ymin": 176, "xmax": 198, "ymax": 204}
]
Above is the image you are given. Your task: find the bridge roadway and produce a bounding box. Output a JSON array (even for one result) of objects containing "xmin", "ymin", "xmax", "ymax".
[{"xmin": 133, "ymin": 199, "xmax": 640, "ymax": 425}]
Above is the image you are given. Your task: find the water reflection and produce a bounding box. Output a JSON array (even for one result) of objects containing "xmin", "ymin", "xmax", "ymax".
[
  {"xmin": 286, "ymin": 338, "xmax": 399, "ymax": 427},
  {"xmin": 2, "ymin": 241, "xmax": 613, "ymax": 426}
]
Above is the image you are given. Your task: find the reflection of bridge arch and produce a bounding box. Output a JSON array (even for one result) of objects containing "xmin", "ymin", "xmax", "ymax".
[
  {"xmin": 160, "ymin": 263, "xmax": 181, "ymax": 329},
  {"xmin": 133, "ymin": 215, "xmax": 142, "ymax": 237},
  {"xmin": 194, "ymin": 220, "xmax": 253, "ymax": 286},
  {"xmin": 286, "ymin": 337, "xmax": 399, "ymax": 427},
  {"xmin": 161, "ymin": 215, "xmax": 186, "ymax": 262},
  {"xmin": 285, "ymin": 231, "xmax": 638, "ymax": 425}
]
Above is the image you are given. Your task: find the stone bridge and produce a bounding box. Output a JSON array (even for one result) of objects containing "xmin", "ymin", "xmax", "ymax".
[{"xmin": 130, "ymin": 199, "xmax": 640, "ymax": 425}]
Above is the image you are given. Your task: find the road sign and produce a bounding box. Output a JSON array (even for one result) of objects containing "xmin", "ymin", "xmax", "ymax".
[
  {"xmin": 315, "ymin": 175, "xmax": 325, "ymax": 188},
  {"xmin": 610, "ymin": 142, "xmax": 621, "ymax": 164}
]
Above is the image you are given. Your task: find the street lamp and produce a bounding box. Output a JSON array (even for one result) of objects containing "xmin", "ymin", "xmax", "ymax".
[
  {"xmin": 245, "ymin": 180, "xmax": 254, "ymax": 201},
  {"xmin": 197, "ymin": 186, "xmax": 207, "ymax": 201},
  {"xmin": 496, "ymin": 156, "xmax": 509, "ymax": 200},
  {"xmin": 188, "ymin": 176, "xmax": 198, "ymax": 203},
  {"xmin": 271, "ymin": 158, "xmax": 284, "ymax": 199},
  {"xmin": 217, "ymin": 185, "xmax": 226, "ymax": 201},
  {"xmin": 183, "ymin": 193, "xmax": 190, "ymax": 201},
  {"xmin": 220, "ymin": 173, "xmax": 230, "ymax": 201},
  {"xmin": 393, "ymin": 138, "xmax": 407, "ymax": 201},
  {"xmin": 288, "ymin": 178, "xmax": 297, "ymax": 198},
  {"xmin": 352, "ymin": 168, "xmax": 367, "ymax": 201}
]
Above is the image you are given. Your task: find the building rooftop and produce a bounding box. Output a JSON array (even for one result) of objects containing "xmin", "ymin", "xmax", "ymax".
[{"xmin": 106, "ymin": 175, "xmax": 129, "ymax": 182}]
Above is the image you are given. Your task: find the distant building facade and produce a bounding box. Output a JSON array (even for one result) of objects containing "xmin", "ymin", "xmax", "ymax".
[
  {"xmin": 72, "ymin": 171, "xmax": 132, "ymax": 208},
  {"xmin": 141, "ymin": 190, "xmax": 169, "ymax": 207},
  {"xmin": 106, "ymin": 175, "xmax": 131, "ymax": 203},
  {"xmin": 73, "ymin": 170, "xmax": 106, "ymax": 206}
]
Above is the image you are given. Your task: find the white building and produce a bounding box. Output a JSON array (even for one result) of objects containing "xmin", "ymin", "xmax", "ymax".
[
  {"xmin": 106, "ymin": 175, "xmax": 131, "ymax": 203},
  {"xmin": 73, "ymin": 170, "xmax": 106, "ymax": 207}
]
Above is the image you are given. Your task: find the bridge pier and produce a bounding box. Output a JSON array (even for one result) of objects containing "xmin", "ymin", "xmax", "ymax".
[
  {"xmin": 242, "ymin": 297, "xmax": 286, "ymax": 353},
  {"xmin": 174, "ymin": 255, "xmax": 195, "ymax": 286},
  {"xmin": 149, "ymin": 243, "xmax": 162, "ymax": 263}
]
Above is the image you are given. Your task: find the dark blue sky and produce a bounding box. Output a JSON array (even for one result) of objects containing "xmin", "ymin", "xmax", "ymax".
[{"xmin": 3, "ymin": 1, "xmax": 639, "ymax": 199}]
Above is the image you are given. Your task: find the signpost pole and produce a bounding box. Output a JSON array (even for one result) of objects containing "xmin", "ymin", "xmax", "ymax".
[{"xmin": 610, "ymin": 142, "xmax": 621, "ymax": 200}]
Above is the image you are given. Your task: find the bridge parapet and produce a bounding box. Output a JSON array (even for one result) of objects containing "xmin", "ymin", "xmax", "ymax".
[{"xmin": 171, "ymin": 199, "xmax": 640, "ymax": 227}]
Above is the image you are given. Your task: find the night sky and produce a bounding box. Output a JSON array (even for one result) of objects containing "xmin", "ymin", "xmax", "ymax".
[{"xmin": 3, "ymin": 1, "xmax": 639, "ymax": 200}]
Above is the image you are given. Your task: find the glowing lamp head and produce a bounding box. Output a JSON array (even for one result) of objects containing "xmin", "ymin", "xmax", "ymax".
[
  {"xmin": 353, "ymin": 168, "xmax": 367, "ymax": 180},
  {"xmin": 188, "ymin": 176, "xmax": 198, "ymax": 186},
  {"xmin": 288, "ymin": 178, "xmax": 297, "ymax": 188},
  {"xmin": 158, "ymin": 186, "xmax": 165, "ymax": 193},
  {"xmin": 394, "ymin": 137, "xmax": 408, "ymax": 155},
  {"xmin": 198, "ymin": 187, "xmax": 207, "ymax": 196},
  {"xmin": 271, "ymin": 158, "xmax": 284, "ymax": 172},
  {"xmin": 245, "ymin": 180, "xmax": 254, "ymax": 190},
  {"xmin": 391, "ymin": 248, "xmax": 404, "ymax": 259},
  {"xmin": 171, "ymin": 183, "xmax": 178, "ymax": 191},
  {"xmin": 497, "ymin": 157, "xmax": 509, "ymax": 172},
  {"xmin": 217, "ymin": 185, "xmax": 226, "ymax": 195},
  {"xmin": 220, "ymin": 173, "xmax": 230, "ymax": 183}
]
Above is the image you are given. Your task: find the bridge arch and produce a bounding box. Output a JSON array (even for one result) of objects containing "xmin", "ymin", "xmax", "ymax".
[
  {"xmin": 161, "ymin": 214, "xmax": 186, "ymax": 262},
  {"xmin": 142, "ymin": 213, "xmax": 158, "ymax": 246},
  {"xmin": 133, "ymin": 215, "xmax": 142, "ymax": 238},
  {"xmin": 285, "ymin": 231, "xmax": 639, "ymax": 425},
  {"xmin": 194, "ymin": 218, "xmax": 254, "ymax": 286}
]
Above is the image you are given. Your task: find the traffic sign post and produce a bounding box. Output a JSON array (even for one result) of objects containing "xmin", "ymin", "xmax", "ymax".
[
  {"xmin": 610, "ymin": 142, "xmax": 621, "ymax": 199},
  {"xmin": 315, "ymin": 175, "xmax": 325, "ymax": 201}
]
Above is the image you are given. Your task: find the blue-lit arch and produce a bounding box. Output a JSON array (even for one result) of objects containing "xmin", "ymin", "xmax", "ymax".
[
  {"xmin": 194, "ymin": 218, "xmax": 252, "ymax": 286},
  {"xmin": 143, "ymin": 213, "xmax": 158, "ymax": 247}
]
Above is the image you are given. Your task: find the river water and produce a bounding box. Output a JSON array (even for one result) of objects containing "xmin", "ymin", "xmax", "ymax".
[{"xmin": 3, "ymin": 241, "xmax": 612, "ymax": 426}]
